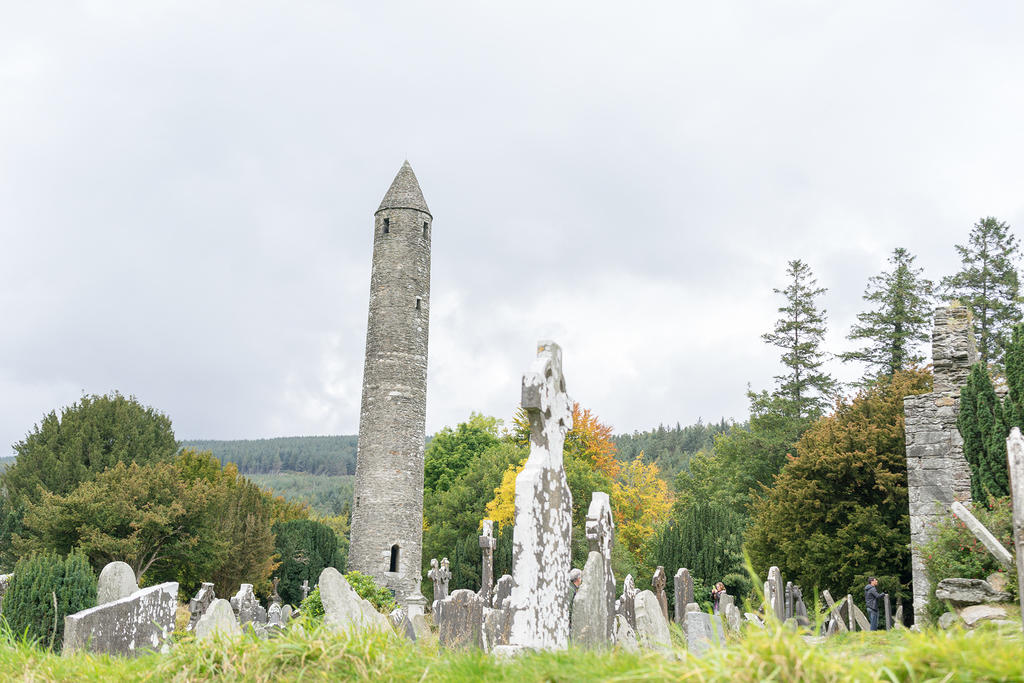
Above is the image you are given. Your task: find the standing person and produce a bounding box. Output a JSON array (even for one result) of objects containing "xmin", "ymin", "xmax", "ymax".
[
  {"xmin": 711, "ymin": 582, "xmax": 726, "ymax": 614},
  {"xmin": 864, "ymin": 577, "xmax": 885, "ymax": 631}
]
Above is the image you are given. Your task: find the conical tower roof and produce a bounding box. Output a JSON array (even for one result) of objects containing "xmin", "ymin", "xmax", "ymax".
[{"xmin": 377, "ymin": 161, "xmax": 431, "ymax": 216}]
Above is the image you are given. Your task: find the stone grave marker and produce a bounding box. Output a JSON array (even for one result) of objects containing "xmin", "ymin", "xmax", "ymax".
[
  {"xmin": 613, "ymin": 614, "xmax": 638, "ymax": 651},
  {"xmin": 436, "ymin": 589, "xmax": 485, "ymax": 649},
  {"xmin": 674, "ymin": 568, "xmax": 693, "ymax": 624},
  {"xmin": 479, "ymin": 520, "xmax": 496, "ymax": 602},
  {"xmin": 822, "ymin": 590, "xmax": 848, "ymax": 632},
  {"xmin": 187, "ymin": 583, "xmax": 216, "ymax": 632},
  {"xmin": 652, "ymin": 566, "xmax": 668, "ymax": 622},
  {"xmin": 493, "ymin": 574, "xmax": 513, "ymax": 608},
  {"xmin": 319, "ymin": 567, "xmax": 389, "ymax": 633},
  {"xmin": 634, "ymin": 589, "xmax": 671, "ymax": 651},
  {"xmin": 501, "ymin": 341, "xmax": 574, "ymax": 653},
  {"xmin": 570, "ymin": 491, "xmax": 615, "ymax": 648},
  {"xmin": 63, "ymin": 582, "xmax": 177, "ymax": 657},
  {"xmin": 96, "ymin": 562, "xmax": 139, "ymax": 605},
  {"xmin": 621, "ymin": 574, "xmax": 637, "ymax": 628},
  {"xmin": 230, "ymin": 584, "xmax": 267, "ymax": 626},
  {"xmin": 951, "ymin": 501, "xmax": 1014, "ymax": 567},
  {"xmin": 1007, "ymin": 427, "xmax": 1024, "ymax": 633},
  {"xmin": 685, "ymin": 611, "xmax": 724, "ymax": 656},
  {"xmin": 767, "ymin": 566, "xmax": 785, "ymax": 621},
  {"xmin": 723, "ymin": 602, "xmax": 742, "ymax": 632},
  {"xmin": 195, "ymin": 598, "xmax": 241, "ymax": 641}
]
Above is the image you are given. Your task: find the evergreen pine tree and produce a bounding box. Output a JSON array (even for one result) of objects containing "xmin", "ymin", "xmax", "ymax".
[
  {"xmin": 840, "ymin": 247, "xmax": 934, "ymax": 379},
  {"xmin": 3, "ymin": 551, "xmax": 96, "ymax": 650},
  {"xmin": 958, "ymin": 364, "xmax": 1010, "ymax": 501},
  {"xmin": 762, "ymin": 259, "xmax": 837, "ymax": 418},
  {"xmin": 1004, "ymin": 323, "xmax": 1024, "ymax": 428},
  {"xmin": 941, "ymin": 217, "xmax": 1022, "ymax": 367}
]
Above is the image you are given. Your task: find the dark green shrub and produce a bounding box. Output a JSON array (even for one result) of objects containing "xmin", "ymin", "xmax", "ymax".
[
  {"xmin": 273, "ymin": 519, "xmax": 339, "ymax": 605},
  {"xmin": 921, "ymin": 496, "xmax": 1018, "ymax": 623},
  {"xmin": 2, "ymin": 551, "xmax": 96, "ymax": 650}
]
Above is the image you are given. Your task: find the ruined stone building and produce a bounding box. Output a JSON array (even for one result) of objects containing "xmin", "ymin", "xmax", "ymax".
[
  {"xmin": 348, "ymin": 162, "xmax": 430, "ymax": 612},
  {"xmin": 904, "ymin": 304, "xmax": 976, "ymax": 623}
]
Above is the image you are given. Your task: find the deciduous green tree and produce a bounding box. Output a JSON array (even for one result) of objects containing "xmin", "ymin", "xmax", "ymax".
[
  {"xmin": 841, "ymin": 248, "xmax": 934, "ymax": 379},
  {"xmin": 762, "ymin": 260, "xmax": 837, "ymax": 418},
  {"xmin": 745, "ymin": 369, "xmax": 931, "ymax": 600},
  {"xmin": 424, "ymin": 417, "xmax": 501, "ymax": 493},
  {"xmin": 941, "ymin": 217, "xmax": 1021, "ymax": 366}
]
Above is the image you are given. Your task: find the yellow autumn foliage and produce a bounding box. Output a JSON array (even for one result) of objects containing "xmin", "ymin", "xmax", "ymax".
[{"xmin": 612, "ymin": 453, "xmax": 673, "ymax": 562}]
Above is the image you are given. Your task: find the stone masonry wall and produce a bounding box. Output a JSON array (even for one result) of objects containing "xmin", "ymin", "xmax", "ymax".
[
  {"xmin": 905, "ymin": 304, "xmax": 976, "ymax": 623},
  {"xmin": 348, "ymin": 163, "xmax": 431, "ymax": 606}
]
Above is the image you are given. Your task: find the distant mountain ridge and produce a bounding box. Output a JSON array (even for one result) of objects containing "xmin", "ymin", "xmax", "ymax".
[{"xmin": 182, "ymin": 435, "xmax": 357, "ymax": 476}]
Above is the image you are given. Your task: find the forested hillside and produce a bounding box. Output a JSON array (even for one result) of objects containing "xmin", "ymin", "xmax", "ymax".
[
  {"xmin": 613, "ymin": 419, "xmax": 735, "ymax": 481},
  {"xmin": 182, "ymin": 435, "xmax": 357, "ymax": 475}
]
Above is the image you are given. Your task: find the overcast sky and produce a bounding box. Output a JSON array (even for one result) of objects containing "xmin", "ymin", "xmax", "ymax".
[{"xmin": 2, "ymin": 2, "xmax": 1023, "ymax": 453}]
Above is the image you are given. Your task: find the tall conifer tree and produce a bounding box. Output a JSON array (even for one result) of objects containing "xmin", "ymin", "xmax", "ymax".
[
  {"xmin": 841, "ymin": 248, "xmax": 934, "ymax": 379},
  {"xmin": 762, "ymin": 259, "xmax": 837, "ymax": 418},
  {"xmin": 941, "ymin": 217, "xmax": 1022, "ymax": 366}
]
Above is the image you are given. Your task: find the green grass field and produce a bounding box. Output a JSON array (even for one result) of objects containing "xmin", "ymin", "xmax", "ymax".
[{"xmin": 2, "ymin": 618, "xmax": 1021, "ymax": 682}]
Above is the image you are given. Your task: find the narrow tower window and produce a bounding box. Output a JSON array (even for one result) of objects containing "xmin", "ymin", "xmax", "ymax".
[
  {"xmin": 423, "ymin": 221, "xmax": 429, "ymax": 238},
  {"xmin": 389, "ymin": 544, "xmax": 400, "ymax": 572},
  {"xmin": 415, "ymin": 297, "xmax": 421, "ymax": 310},
  {"xmin": 382, "ymin": 218, "xmax": 390, "ymax": 234}
]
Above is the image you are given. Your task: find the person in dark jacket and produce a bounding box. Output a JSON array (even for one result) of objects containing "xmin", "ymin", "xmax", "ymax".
[{"xmin": 864, "ymin": 577, "xmax": 885, "ymax": 631}]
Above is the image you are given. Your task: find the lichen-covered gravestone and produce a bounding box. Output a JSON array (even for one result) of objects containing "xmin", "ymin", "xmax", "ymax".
[
  {"xmin": 63, "ymin": 582, "xmax": 177, "ymax": 657},
  {"xmin": 633, "ymin": 590, "xmax": 671, "ymax": 651},
  {"xmin": 96, "ymin": 562, "xmax": 139, "ymax": 605},
  {"xmin": 767, "ymin": 566, "xmax": 785, "ymax": 621},
  {"xmin": 652, "ymin": 566, "xmax": 668, "ymax": 622},
  {"xmin": 500, "ymin": 341, "xmax": 574, "ymax": 653},
  {"xmin": 492, "ymin": 574, "xmax": 513, "ymax": 608},
  {"xmin": 621, "ymin": 574, "xmax": 638, "ymax": 629},
  {"xmin": 187, "ymin": 583, "xmax": 216, "ymax": 632},
  {"xmin": 685, "ymin": 611, "xmax": 724, "ymax": 656},
  {"xmin": 479, "ymin": 520, "xmax": 496, "ymax": 602},
  {"xmin": 570, "ymin": 491, "xmax": 616, "ymax": 648},
  {"xmin": 674, "ymin": 568, "xmax": 693, "ymax": 624},
  {"xmin": 230, "ymin": 584, "xmax": 267, "ymax": 626},
  {"xmin": 318, "ymin": 567, "xmax": 390, "ymax": 633},
  {"xmin": 436, "ymin": 589, "xmax": 485, "ymax": 649},
  {"xmin": 195, "ymin": 598, "xmax": 241, "ymax": 641}
]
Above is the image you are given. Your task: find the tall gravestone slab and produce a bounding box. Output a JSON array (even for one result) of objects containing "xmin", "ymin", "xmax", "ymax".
[
  {"xmin": 673, "ymin": 568, "xmax": 693, "ymax": 624},
  {"xmin": 905, "ymin": 305, "xmax": 976, "ymax": 623},
  {"xmin": 767, "ymin": 566, "xmax": 785, "ymax": 622},
  {"xmin": 501, "ymin": 342, "xmax": 574, "ymax": 652},
  {"xmin": 479, "ymin": 520, "xmax": 496, "ymax": 602},
  {"xmin": 621, "ymin": 574, "xmax": 638, "ymax": 629},
  {"xmin": 570, "ymin": 491, "xmax": 615, "ymax": 648},
  {"xmin": 652, "ymin": 566, "xmax": 668, "ymax": 622},
  {"xmin": 96, "ymin": 562, "xmax": 139, "ymax": 605},
  {"xmin": 187, "ymin": 583, "xmax": 216, "ymax": 632},
  {"xmin": 63, "ymin": 582, "xmax": 177, "ymax": 657},
  {"xmin": 1008, "ymin": 428, "xmax": 1024, "ymax": 633}
]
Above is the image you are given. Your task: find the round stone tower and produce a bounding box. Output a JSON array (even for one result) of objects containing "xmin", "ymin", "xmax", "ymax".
[{"xmin": 348, "ymin": 161, "xmax": 431, "ymax": 612}]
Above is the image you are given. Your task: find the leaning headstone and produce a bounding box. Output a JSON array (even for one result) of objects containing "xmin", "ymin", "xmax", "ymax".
[
  {"xmin": 319, "ymin": 567, "xmax": 390, "ymax": 633},
  {"xmin": 280, "ymin": 604, "xmax": 292, "ymax": 624},
  {"xmin": 613, "ymin": 613, "xmax": 638, "ymax": 651},
  {"xmin": 570, "ymin": 491, "xmax": 616, "ymax": 648},
  {"xmin": 851, "ymin": 603, "xmax": 871, "ymax": 631},
  {"xmin": 633, "ymin": 590, "xmax": 671, "ymax": 651},
  {"xmin": 96, "ymin": 562, "xmax": 139, "ymax": 606},
  {"xmin": 652, "ymin": 567, "xmax": 668, "ymax": 622},
  {"xmin": 718, "ymin": 593, "xmax": 735, "ymax": 615},
  {"xmin": 479, "ymin": 520, "xmax": 497, "ymax": 603},
  {"xmin": 230, "ymin": 584, "xmax": 267, "ymax": 626},
  {"xmin": 767, "ymin": 567, "xmax": 785, "ymax": 621},
  {"xmin": 389, "ymin": 607, "xmax": 416, "ymax": 641},
  {"xmin": 951, "ymin": 501, "xmax": 1015, "ymax": 567},
  {"xmin": 1006, "ymin": 427, "xmax": 1024, "ymax": 633},
  {"xmin": 685, "ymin": 611, "xmax": 724, "ymax": 656},
  {"xmin": 63, "ymin": 582, "xmax": 177, "ymax": 657},
  {"xmin": 673, "ymin": 568, "xmax": 693, "ymax": 625},
  {"xmin": 822, "ymin": 590, "xmax": 848, "ymax": 632},
  {"xmin": 501, "ymin": 341, "xmax": 574, "ymax": 654},
  {"xmin": 187, "ymin": 583, "xmax": 217, "ymax": 632},
  {"xmin": 436, "ymin": 589, "xmax": 485, "ymax": 649},
  {"xmin": 195, "ymin": 598, "xmax": 241, "ymax": 641},
  {"xmin": 493, "ymin": 574, "xmax": 513, "ymax": 608},
  {"xmin": 621, "ymin": 574, "xmax": 638, "ymax": 628},
  {"xmin": 744, "ymin": 612, "xmax": 764, "ymax": 629}
]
